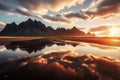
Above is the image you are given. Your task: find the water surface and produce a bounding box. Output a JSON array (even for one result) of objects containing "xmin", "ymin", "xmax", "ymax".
[
  {"xmin": 0, "ymin": 38, "xmax": 120, "ymax": 63},
  {"xmin": 0, "ymin": 38, "xmax": 120, "ymax": 80}
]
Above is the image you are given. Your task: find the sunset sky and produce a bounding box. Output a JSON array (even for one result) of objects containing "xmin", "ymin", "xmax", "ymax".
[{"xmin": 0, "ymin": 0, "xmax": 120, "ymax": 37}]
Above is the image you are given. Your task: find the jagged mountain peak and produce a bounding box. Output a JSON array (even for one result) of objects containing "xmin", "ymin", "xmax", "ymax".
[
  {"xmin": 25, "ymin": 18, "xmax": 34, "ymax": 24},
  {"xmin": 6, "ymin": 22, "xmax": 17, "ymax": 26},
  {"xmin": 28, "ymin": 18, "xmax": 32, "ymax": 21},
  {"xmin": 27, "ymin": 18, "xmax": 33, "ymax": 22},
  {"xmin": 71, "ymin": 26, "xmax": 79, "ymax": 30},
  {"xmin": 11, "ymin": 22, "xmax": 17, "ymax": 25}
]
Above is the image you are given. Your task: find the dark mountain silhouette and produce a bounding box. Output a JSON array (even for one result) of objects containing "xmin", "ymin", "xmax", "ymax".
[
  {"xmin": 0, "ymin": 18, "xmax": 95, "ymax": 36},
  {"xmin": 0, "ymin": 22, "xmax": 18, "ymax": 35}
]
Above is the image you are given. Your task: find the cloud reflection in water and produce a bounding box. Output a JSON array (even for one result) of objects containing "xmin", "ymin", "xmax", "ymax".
[{"xmin": 0, "ymin": 50, "xmax": 120, "ymax": 80}]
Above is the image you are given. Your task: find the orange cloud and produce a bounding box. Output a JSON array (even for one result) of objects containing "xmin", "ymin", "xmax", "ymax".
[
  {"xmin": 89, "ymin": 25, "xmax": 120, "ymax": 37},
  {"xmin": 84, "ymin": 0, "xmax": 120, "ymax": 19},
  {"xmin": 18, "ymin": 0, "xmax": 85, "ymax": 13},
  {"xmin": 0, "ymin": 22, "xmax": 6, "ymax": 31},
  {"xmin": 89, "ymin": 26, "xmax": 110, "ymax": 32},
  {"xmin": 42, "ymin": 14, "xmax": 71, "ymax": 24}
]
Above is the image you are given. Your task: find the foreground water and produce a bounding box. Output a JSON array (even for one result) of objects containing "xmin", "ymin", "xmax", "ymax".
[{"xmin": 0, "ymin": 38, "xmax": 120, "ymax": 80}]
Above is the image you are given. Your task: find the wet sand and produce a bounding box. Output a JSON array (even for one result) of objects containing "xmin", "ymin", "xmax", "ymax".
[
  {"xmin": 0, "ymin": 37, "xmax": 42, "ymax": 41},
  {"xmin": 0, "ymin": 36, "xmax": 120, "ymax": 46}
]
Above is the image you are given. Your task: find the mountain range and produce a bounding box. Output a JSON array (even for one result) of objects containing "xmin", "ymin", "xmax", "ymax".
[{"xmin": 0, "ymin": 18, "xmax": 95, "ymax": 37}]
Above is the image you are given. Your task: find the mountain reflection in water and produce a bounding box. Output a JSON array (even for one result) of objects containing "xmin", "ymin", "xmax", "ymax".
[{"xmin": 5, "ymin": 38, "xmax": 79, "ymax": 53}]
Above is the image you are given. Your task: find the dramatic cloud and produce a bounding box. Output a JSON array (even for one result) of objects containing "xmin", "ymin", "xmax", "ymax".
[
  {"xmin": 84, "ymin": 0, "xmax": 120, "ymax": 19},
  {"xmin": 1, "ymin": 50, "xmax": 120, "ymax": 80},
  {"xmin": 42, "ymin": 14, "xmax": 71, "ymax": 23},
  {"xmin": 0, "ymin": 0, "xmax": 85, "ymax": 15},
  {"xmin": 17, "ymin": 0, "xmax": 85, "ymax": 12},
  {"xmin": 16, "ymin": 0, "xmax": 85, "ymax": 23},
  {"xmin": 0, "ymin": 0, "xmax": 85, "ymax": 24},
  {"xmin": 61, "ymin": 0, "xmax": 120, "ymax": 20},
  {"xmin": 0, "ymin": 0, "xmax": 119, "ymax": 24},
  {"xmin": 64, "ymin": 11, "xmax": 88, "ymax": 20},
  {"xmin": 0, "ymin": 1, "xmax": 10, "ymax": 11},
  {"xmin": 44, "ymin": 0, "xmax": 120, "ymax": 23},
  {"xmin": 89, "ymin": 26, "xmax": 110, "ymax": 32},
  {"xmin": 45, "ymin": 0, "xmax": 120, "ymax": 22},
  {"xmin": 89, "ymin": 26, "xmax": 111, "ymax": 36},
  {"xmin": 15, "ymin": 7, "xmax": 33, "ymax": 17},
  {"xmin": 42, "ymin": 11, "xmax": 89, "ymax": 24}
]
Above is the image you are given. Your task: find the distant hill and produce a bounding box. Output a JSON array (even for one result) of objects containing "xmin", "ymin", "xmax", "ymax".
[{"xmin": 0, "ymin": 18, "xmax": 95, "ymax": 37}]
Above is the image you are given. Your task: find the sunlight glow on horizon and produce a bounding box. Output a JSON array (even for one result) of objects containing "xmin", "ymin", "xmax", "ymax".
[
  {"xmin": 109, "ymin": 28, "xmax": 120, "ymax": 37},
  {"xmin": 91, "ymin": 25, "xmax": 120, "ymax": 37}
]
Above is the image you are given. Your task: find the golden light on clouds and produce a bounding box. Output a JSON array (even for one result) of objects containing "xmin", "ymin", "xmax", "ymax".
[{"xmin": 89, "ymin": 24, "xmax": 120, "ymax": 37}]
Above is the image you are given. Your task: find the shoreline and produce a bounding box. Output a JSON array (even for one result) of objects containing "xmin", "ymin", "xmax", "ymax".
[{"xmin": 0, "ymin": 36, "xmax": 120, "ymax": 47}]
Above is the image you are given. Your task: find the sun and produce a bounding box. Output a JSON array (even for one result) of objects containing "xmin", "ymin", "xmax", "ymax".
[{"xmin": 109, "ymin": 28, "xmax": 120, "ymax": 37}]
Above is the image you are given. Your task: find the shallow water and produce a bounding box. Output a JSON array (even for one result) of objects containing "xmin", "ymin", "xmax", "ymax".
[{"xmin": 0, "ymin": 38, "xmax": 120, "ymax": 63}]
